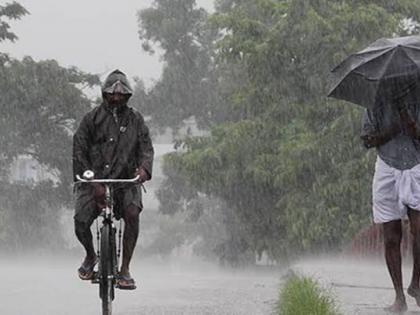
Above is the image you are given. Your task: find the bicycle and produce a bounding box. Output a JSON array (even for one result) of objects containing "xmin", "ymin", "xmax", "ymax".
[{"xmin": 75, "ymin": 172, "xmax": 141, "ymax": 315}]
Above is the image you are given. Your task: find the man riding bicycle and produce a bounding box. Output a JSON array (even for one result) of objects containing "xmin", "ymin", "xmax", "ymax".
[{"xmin": 73, "ymin": 69, "xmax": 154, "ymax": 290}]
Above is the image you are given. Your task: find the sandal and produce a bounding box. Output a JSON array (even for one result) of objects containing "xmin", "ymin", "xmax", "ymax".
[
  {"xmin": 78, "ymin": 256, "xmax": 98, "ymax": 280},
  {"xmin": 117, "ymin": 274, "xmax": 137, "ymax": 290}
]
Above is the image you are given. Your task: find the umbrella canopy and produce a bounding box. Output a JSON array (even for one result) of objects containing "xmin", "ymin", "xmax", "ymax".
[{"xmin": 328, "ymin": 35, "xmax": 420, "ymax": 109}]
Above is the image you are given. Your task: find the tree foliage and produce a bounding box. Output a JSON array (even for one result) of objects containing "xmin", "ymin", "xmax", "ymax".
[
  {"xmin": 139, "ymin": 0, "xmax": 420, "ymax": 262},
  {"xmin": 0, "ymin": 1, "xmax": 28, "ymax": 43},
  {"xmin": 136, "ymin": 0, "xmax": 229, "ymax": 133},
  {"xmin": 0, "ymin": 24, "xmax": 100, "ymax": 249}
]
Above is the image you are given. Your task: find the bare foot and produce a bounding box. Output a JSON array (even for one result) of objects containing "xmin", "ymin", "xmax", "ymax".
[
  {"xmin": 408, "ymin": 285, "xmax": 420, "ymax": 307},
  {"xmin": 384, "ymin": 299, "xmax": 408, "ymax": 314}
]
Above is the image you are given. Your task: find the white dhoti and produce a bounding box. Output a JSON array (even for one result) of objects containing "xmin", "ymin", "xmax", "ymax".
[{"xmin": 373, "ymin": 156, "xmax": 420, "ymax": 223}]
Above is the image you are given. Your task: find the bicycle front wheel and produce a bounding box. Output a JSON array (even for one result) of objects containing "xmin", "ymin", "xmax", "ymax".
[{"xmin": 100, "ymin": 223, "xmax": 115, "ymax": 315}]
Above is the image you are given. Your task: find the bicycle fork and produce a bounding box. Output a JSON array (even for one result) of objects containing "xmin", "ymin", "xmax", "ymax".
[{"xmin": 92, "ymin": 213, "xmax": 123, "ymax": 285}]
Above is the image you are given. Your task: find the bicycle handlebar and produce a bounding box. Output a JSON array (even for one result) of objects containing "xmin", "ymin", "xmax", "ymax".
[{"xmin": 75, "ymin": 174, "xmax": 141, "ymax": 184}]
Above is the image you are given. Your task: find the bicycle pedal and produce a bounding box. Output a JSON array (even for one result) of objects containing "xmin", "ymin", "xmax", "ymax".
[{"xmin": 91, "ymin": 272, "xmax": 99, "ymax": 284}]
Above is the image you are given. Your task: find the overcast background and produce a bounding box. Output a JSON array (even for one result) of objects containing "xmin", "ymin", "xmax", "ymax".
[{"xmin": 1, "ymin": 0, "xmax": 214, "ymax": 88}]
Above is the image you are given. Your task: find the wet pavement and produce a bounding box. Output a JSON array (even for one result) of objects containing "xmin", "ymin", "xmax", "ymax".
[
  {"xmin": 0, "ymin": 256, "xmax": 279, "ymax": 315},
  {"xmin": 5, "ymin": 254, "xmax": 409, "ymax": 314},
  {"xmin": 292, "ymin": 256, "xmax": 420, "ymax": 315}
]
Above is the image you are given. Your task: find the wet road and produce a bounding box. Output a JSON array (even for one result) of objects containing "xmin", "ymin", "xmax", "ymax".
[
  {"xmin": 293, "ymin": 257, "xmax": 420, "ymax": 315},
  {"xmin": 0, "ymin": 256, "xmax": 279, "ymax": 315},
  {"xmin": 4, "ymin": 255, "xmax": 415, "ymax": 314}
]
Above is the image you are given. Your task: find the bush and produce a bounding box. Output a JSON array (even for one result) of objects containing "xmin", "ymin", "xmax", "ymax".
[{"xmin": 277, "ymin": 275, "xmax": 341, "ymax": 315}]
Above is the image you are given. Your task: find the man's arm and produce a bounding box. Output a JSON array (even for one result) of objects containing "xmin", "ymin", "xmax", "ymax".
[
  {"xmin": 136, "ymin": 114, "xmax": 154, "ymax": 181},
  {"xmin": 360, "ymin": 109, "xmax": 400, "ymax": 148},
  {"xmin": 73, "ymin": 115, "xmax": 92, "ymax": 181}
]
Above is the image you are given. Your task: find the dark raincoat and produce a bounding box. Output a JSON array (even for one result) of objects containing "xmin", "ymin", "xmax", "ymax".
[{"xmin": 73, "ymin": 70, "xmax": 154, "ymax": 224}]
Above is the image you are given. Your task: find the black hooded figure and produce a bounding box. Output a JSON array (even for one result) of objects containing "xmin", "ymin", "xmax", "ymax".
[{"xmin": 73, "ymin": 69, "xmax": 154, "ymax": 289}]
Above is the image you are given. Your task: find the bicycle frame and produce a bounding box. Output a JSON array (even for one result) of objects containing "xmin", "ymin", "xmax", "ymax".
[{"xmin": 75, "ymin": 174, "xmax": 140, "ymax": 315}]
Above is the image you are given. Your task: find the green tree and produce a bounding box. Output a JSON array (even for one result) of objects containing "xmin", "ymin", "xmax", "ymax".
[
  {"xmin": 0, "ymin": 1, "xmax": 101, "ymax": 250},
  {"xmin": 136, "ymin": 0, "xmax": 255, "ymax": 262},
  {"xmin": 0, "ymin": 1, "xmax": 28, "ymax": 43},
  {"xmin": 137, "ymin": 0, "xmax": 226, "ymax": 133},
  {"xmin": 0, "ymin": 56, "xmax": 99, "ymax": 250},
  {"xmin": 156, "ymin": 0, "xmax": 420, "ymax": 262}
]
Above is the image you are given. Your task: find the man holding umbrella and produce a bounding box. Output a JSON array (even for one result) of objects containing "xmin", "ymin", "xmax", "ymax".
[
  {"xmin": 329, "ymin": 36, "xmax": 420, "ymax": 313},
  {"xmin": 362, "ymin": 102, "xmax": 420, "ymax": 313}
]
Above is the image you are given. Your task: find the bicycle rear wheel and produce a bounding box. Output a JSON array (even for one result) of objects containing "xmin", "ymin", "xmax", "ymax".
[{"xmin": 100, "ymin": 223, "xmax": 115, "ymax": 315}]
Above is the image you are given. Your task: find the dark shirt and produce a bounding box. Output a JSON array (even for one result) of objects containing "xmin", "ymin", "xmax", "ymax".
[{"xmin": 361, "ymin": 103, "xmax": 420, "ymax": 170}]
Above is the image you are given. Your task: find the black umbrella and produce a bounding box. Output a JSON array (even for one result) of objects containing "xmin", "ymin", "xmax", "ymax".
[{"xmin": 328, "ymin": 35, "xmax": 420, "ymax": 109}]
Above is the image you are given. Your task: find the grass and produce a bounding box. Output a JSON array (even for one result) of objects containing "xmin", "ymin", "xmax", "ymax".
[{"xmin": 276, "ymin": 274, "xmax": 342, "ymax": 315}]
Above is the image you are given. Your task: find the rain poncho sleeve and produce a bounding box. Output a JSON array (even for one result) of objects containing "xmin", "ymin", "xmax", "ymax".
[
  {"xmin": 73, "ymin": 115, "xmax": 92, "ymax": 181},
  {"xmin": 136, "ymin": 113, "xmax": 154, "ymax": 179}
]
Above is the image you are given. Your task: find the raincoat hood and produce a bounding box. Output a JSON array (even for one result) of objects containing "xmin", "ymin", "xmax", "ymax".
[{"xmin": 102, "ymin": 69, "xmax": 133, "ymax": 96}]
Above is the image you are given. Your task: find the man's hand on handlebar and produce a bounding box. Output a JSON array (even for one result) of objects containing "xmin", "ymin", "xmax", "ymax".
[
  {"xmin": 82, "ymin": 170, "xmax": 106, "ymax": 204},
  {"xmin": 134, "ymin": 167, "xmax": 149, "ymax": 183}
]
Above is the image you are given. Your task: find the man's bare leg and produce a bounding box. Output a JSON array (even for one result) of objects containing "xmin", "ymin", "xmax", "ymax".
[
  {"xmin": 74, "ymin": 220, "xmax": 97, "ymax": 279},
  {"xmin": 383, "ymin": 220, "xmax": 407, "ymax": 313},
  {"xmin": 407, "ymin": 208, "xmax": 420, "ymax": 307},
  {"xmin": 120, "ymin": 205, "xmax": 140, "ymax": 278},
  {"xmin": 75, "ymin": 221, "xmax": 96, "ymax": 260},
  {"xmin": 75, "ymin": 186, "xmax": 103, "ymax": 271}
]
